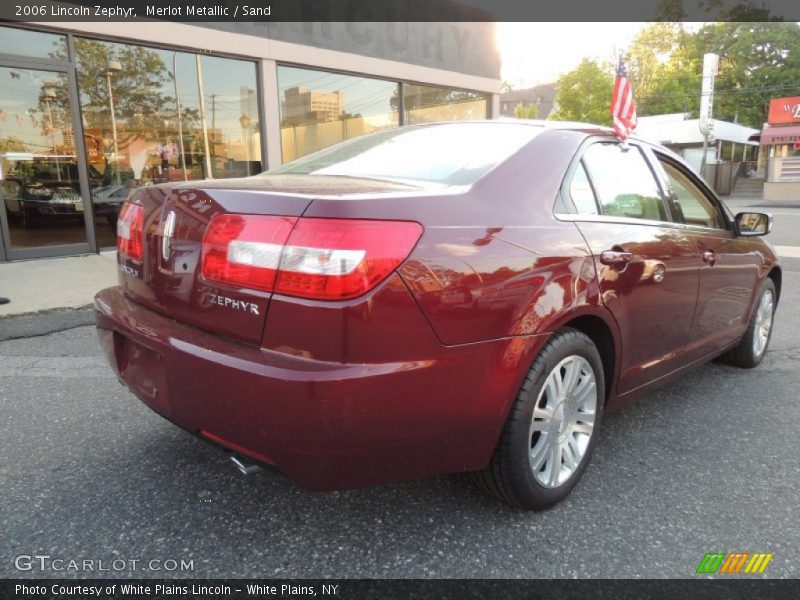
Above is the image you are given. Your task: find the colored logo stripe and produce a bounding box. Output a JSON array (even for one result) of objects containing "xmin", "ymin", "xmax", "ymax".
[
  {"xmin": 697, "ymin": 552, "xmax": 773, "ymax": 574},
  {"xmin": 745, "ymin": 553, "xmax": 773, "ymax": 574},
  {"xmin": 719, "ymin": 553, "xmax": 749, "ymax": 574},
  {"xmin": 697, "ymin": 553, "xmax": 725, "ymax": 574}
]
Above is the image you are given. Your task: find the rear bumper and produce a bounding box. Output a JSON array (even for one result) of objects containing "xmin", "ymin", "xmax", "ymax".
[{"xmin": 95, "ymin": 286, "xmax": 545, "ymax": 490}]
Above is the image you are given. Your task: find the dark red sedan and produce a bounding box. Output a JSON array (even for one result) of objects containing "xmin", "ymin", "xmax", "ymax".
[{"xmin": 95, "ymin": 121, "xmax": 779, "ymax": 509}]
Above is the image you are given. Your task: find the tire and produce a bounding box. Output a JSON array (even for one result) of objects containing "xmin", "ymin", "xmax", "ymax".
[
  {"xmin": 19, "ymin": 208, "xmax": 35, "ymax": 229},
  {"xmin": 106, "ymin": 211, "xmax": 119, "ymax": 232},
  {"xmin": 475, "ymin": 328, "xmax": 605, "ymax": 510},
  {"xmin": 719, "ymin": 278, "xmax": 777, "ymax": 369}
]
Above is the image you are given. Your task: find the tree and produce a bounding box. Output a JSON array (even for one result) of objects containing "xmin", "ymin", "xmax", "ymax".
[
  {"xmin": 621, "ymin": 22, "xmax": 800, "ymax": 127},
  {"xmin": 626, "ymin": 23, "xmax": 701, "ymax": 117},
  {"xmin": 549, "ymin": 59, "xmax": 614, "ymax": 125},
  {"xmin": 696, "ymin": 22, "xmax": 800, "ymax": 127},
  {"xmin": 70, "ymin": 39, "xmax": 175, "ymax": 135},
  {"xmin": 0, "ymin": 137, "xmax": 27, "ymax": 153},
  {"xmin": 514, "ymin": 103, "xmax": 538, "ymax": 119}
]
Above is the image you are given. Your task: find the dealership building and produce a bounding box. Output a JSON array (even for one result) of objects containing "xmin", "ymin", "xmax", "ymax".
[
  {"xmin": 0, "ymin": 21, "xmax": 500, "ymax": 261},
  {"xmin": 755, "ymin": 96, "xmax": 800, "ymax": 200}
]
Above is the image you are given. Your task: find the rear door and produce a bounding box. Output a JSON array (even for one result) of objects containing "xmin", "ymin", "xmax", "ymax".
[
  {"xmin": 652, "ymin": 153, "xmax": 760, "ymax": 355},
  {"xmin": 557, "ymin": 140, "xmax": 702, "ymax": 394}
]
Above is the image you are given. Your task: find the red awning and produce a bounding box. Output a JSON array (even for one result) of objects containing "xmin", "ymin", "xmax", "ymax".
[{"xmin": 760, "ymin": 124, "xmax": 800, "ymax": 145}]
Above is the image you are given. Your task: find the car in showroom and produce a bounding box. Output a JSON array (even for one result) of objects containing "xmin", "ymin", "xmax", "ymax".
[
  {"xmin": 95, "ymin": 121, "xmax": 779, "ymax": 510},
  {"xmin": 1, "ymin": 152, "xmax": 104, "ymax": 227}
]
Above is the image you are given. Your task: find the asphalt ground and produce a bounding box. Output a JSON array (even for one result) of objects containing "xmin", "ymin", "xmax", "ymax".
[{"xmin": 1, "ymin": 256, "xmax": 799, "ymax": 579}]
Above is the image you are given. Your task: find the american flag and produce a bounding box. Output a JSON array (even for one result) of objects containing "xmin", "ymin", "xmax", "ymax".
[{"xmin": 611, "ymin": 55, "xmax": 637, "ymax": 140}]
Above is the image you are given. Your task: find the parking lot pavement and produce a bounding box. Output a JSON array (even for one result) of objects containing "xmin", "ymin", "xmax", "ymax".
[{"xmin": 1, "ymin": 268, "xmax": 799, "ymax": 580}]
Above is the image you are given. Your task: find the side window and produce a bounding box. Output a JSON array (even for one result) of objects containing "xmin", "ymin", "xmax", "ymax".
[
  {"xmin": 568, "ymin": 161, "xmax": 599, "ymax": 215},
  {"xmin": 659, "ymin": 159, "xmax": 726, "ymax": 229},
  {"xmin": 582, "ymin": 143, "xmax": 668, "ymax": 222}
]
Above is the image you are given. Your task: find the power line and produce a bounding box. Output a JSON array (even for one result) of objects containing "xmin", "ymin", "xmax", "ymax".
[{"xmin": 636, "ymin": 82, "xmax": 800, "ymax": 102}]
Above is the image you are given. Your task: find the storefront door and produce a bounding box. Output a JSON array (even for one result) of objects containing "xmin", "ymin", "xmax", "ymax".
[{"xmin": 0, "ymin": 59, "xmax": 93, "ymax": 260}]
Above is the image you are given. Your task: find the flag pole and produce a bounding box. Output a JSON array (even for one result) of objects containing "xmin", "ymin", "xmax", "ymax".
[
  {"xmin": 619, "ymin": 51, "xmax": 629, "ymax": 151},
  {"xmin": 611, "ymin": 49, "xmax": 636, "ymax": 150}
]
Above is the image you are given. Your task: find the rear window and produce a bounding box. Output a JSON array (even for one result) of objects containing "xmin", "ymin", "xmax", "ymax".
[{"xmin": 269, "ymin": 122, "xmax": 541, "ymax": 186}]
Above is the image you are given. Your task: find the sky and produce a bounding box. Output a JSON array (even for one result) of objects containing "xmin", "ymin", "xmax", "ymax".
[{"xmin": 497, "ymin": 22, "xmax": 650, "ymax": 88}]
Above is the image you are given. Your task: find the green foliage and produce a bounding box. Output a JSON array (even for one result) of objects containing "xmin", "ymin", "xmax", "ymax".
[
  {"xmin": 627, "ymin": 23, "xmax": 702, "ymax": 117},
  {"xmin": 549, "ymin": 59, "xmax": 613, "ymax": 126},
  {"xmin": 625, "ymin": 22, "xmax": 800, "ymax": 128},
  {"xmin": 514, "ymin": 103, "xmax": 538, "ymax": 119},
  {"xmin": 0, "ymin": 137, "xmax": 27, "ymax": 153},
  {"xmin": 696, "ymin": 22, "xmax": 800, "ymax": 127},
  {"xmin": 72, "ymin": 38, "xmax": 176, "ymax": 135}
]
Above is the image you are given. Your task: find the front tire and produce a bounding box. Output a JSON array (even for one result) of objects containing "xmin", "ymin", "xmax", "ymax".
[
  {"xmin": 475, "ymin": 328, "xmax": 605, "ymax": 510},
  {"xmin": 719, "ymin": 278, "xmax": 776, "ymax": 369}
]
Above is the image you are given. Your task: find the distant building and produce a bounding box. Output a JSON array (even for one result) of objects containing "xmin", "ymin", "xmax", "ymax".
[
  {"xmin": 282, "ymin": 85, "xmax": 345, "ymax": 123},
  {"xmin": 752, "ymin": 96, "xmax": 800, "ymax": 201},
  {"xmin": 635, "ymin": 113, "xmax": 759, "ymax": 194},
  {"xmin": 499, "ymin": 84, "xmax": 557, "ymax": 119}
]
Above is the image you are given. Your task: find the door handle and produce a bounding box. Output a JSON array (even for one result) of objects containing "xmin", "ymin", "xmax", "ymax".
[
  {"xmin": 600, "ymin": 250, "xmax": 633, "ymax": 266},
  {"xmin": 702, "ymin": 250, "xmax": 717, "ymax": 266}
]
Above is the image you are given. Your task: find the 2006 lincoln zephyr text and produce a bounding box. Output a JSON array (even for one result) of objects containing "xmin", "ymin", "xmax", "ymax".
[{"xmin": 95, "ymin": 121, "xmax": 780, "ymax": 509}]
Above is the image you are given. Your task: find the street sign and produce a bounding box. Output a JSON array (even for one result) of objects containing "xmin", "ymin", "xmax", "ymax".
[{"xmin": 768, "ymin": 96, "xmax": 800, "ymax": 125}]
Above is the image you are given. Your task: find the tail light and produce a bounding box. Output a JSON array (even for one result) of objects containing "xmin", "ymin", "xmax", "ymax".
[
  {"xmin": 201, "ymin": 215, "xmax": 423, "ymax": 300},
  {"xmin": 117, "ymin": 201, "xmax": 144, "ymax": 261},
  {"xmin": 202, "ymin": 214, "xmax": 297, "ymax": 292}
]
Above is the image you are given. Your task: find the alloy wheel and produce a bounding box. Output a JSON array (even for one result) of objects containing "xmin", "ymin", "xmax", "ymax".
[
  {"xmin": 529, "ymin": 355, "xmax": 597, "ymax": 488},
  {"xmin": 753, "ymin": 289, "xmax": 774, "ymax": 358}
]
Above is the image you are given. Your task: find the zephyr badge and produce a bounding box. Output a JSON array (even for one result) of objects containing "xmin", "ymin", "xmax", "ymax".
[{"xmin": 162, "ymin": 210, "xmax": 177, "ymax": 261}]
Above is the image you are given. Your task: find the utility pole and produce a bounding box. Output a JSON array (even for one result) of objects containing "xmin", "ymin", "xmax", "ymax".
[
  {"xmin": 196, "ymin": 54, "xmax": 214, "ymax": 179},
  {"xmin": 172, "ymin": 52, "xmax": 188, "ymax": 182},
  {"xmin": 211, "ymin": 94, "xmax": 216, "ymax": 139},
  {"xmin": 699, "ymin": 53, "xmax": 719, "ymax": 180}
]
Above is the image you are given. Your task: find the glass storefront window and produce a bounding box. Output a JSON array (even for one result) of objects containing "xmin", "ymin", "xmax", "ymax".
[
  {"xmin": 277, "ymin": 66, "xmax": 399, "ymax": 162},
  {"xmin": 403, "ymin": 84, "xmax": 488, "ymax": 125},
  {"xmin": 0, "ymin": 26, "xmax": 68, "ymax": 60},
  {"xmin": 74, "ymin": 38, "xmax": 261, "ymax": 246},
  {"xmin": 0, "ymin": 67, "xmax": 85, "ymax": 250}
]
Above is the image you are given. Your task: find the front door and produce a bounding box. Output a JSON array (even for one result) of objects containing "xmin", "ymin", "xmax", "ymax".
[
  {"xmin": 653, "ymin": 154, "xmax": 760, "ymax": 355},
  {"xmin": 0, "ymin": 60, "xmax": 92, "ymax": 260},
  {"xmin": 562, "ymin": 141, "xmax": 702, "ymax": 394}
]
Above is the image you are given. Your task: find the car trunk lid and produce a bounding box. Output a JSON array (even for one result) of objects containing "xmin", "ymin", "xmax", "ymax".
[{"xmin": 118, "ymin": 175, "xmax": 418, "ymax": 344}]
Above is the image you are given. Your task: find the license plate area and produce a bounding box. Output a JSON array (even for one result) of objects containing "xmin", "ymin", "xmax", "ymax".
[{"xmin": 114, "ymin": 331, "xmax": 172, "ymax": 415}]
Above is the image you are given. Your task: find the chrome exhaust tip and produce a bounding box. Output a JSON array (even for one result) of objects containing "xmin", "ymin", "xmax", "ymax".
[{"xmin": 229, "ymin": 455, "xmax": 264, "ymax": 476}]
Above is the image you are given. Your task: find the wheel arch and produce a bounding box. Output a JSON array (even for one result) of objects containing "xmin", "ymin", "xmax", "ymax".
[
  {"xmin": 543, "ymin": 307, "xmax": 621, "ymax": 406},
  {"xmin": 767, "ymin": 265, "xmax": 782, "ymax": 303}
]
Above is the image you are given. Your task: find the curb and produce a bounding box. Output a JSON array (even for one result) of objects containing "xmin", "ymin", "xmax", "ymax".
[{"xmin": 0, "ymin": 306, "xmax": 95, "ymax": 342}]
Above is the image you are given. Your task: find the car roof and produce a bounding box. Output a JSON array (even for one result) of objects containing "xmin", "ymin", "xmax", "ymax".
[
  {"xmin": 477, "ymin": 118, "xmax": 665, "ymax": 147},
  {"xmin": 501, "ymin": 118, "xmax": 614, "ymax": 135}
]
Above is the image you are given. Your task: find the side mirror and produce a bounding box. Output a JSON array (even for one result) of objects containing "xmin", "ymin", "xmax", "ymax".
[{"xmin": 734, "ymin": 212, "xmax": 772, "ymax": 237}]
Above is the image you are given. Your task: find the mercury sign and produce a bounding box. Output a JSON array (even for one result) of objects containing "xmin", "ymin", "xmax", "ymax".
[{"xmin": 768, "ymin": 97, "xmax": 800, "ymax": 125}]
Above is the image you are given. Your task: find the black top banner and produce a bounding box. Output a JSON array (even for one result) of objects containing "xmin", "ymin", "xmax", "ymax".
[{"xmin": 1, "ymin": 0, "xmax": 800, "ymax": 22}]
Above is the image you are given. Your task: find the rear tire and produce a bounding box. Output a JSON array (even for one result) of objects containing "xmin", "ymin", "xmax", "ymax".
[
  {"xmin": 106, "ymin": 211, "xmax": 119, "ymax": 232},
  {"xmin": 475, "ymin": 328, "xmax": 605, "ymax": 510},
  {"xmin": 18, "ymin": 208, "xmax": 35, "ymax": 229},
  {"xmin": 719, "ymin": 278, "xmax": 776, "ymax": 369}
]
